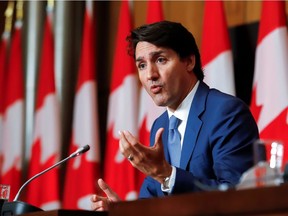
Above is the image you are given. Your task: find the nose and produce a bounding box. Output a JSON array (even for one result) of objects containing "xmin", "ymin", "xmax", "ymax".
[{"xmin": 147, "ymin": 64, "xmax": 159, "ymax": 80}]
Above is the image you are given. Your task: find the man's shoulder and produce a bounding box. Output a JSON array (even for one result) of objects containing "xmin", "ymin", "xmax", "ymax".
[
  {"xmin": 209, "ymin": 88, "xmax": 247, "ymax": 105},
  {"xmin": 196, "ymin": 82, "xmax": 250, "ymax": 113},
  {"xmin": 202, "ymin": 89, "xmax": 253, "ymax": 120}
]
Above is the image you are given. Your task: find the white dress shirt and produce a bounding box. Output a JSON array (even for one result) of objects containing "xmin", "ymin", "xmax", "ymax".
[{"xmin": 161, "ymin": 81, "xmax": 199, "ymax": 193}]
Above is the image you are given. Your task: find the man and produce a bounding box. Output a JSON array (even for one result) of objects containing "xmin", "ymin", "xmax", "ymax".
[{"xmin": 91, "ymin": 20, "xmax": 259, "ymax": 211}]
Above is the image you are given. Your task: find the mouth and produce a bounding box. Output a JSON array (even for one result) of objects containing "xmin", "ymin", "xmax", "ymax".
[{"xmin": 150, "ymin": 84, "xmax": 162, "ymax": 94}]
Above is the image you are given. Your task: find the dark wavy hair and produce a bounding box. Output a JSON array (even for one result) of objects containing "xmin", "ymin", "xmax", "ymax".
[{"xmin": 126, "ymin": 20, "xmax": 204, "ymax": 81}]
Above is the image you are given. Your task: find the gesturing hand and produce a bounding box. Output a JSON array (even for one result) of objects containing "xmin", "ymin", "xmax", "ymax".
[
  {"xmin": 119, "ymin": 128, "xmax": 172, "ymax": 183},
  {"xmin": 90, "ymin": 179, "xmax": 121, "ymax": 211}
]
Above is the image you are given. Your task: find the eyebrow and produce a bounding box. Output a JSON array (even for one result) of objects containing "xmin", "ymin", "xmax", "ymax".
[{"xmin": 136, "ymin": 50, "xmax": 165, "ymax": 62}]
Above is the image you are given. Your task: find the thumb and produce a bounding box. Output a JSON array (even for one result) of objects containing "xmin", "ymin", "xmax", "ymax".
[
  {"xmin": 98, "ymin": 179, "xmax": 121, "ymax": 202},
  {"xmin": 153, "ymin": 128, "xmax": 165, "ymax": 151}
]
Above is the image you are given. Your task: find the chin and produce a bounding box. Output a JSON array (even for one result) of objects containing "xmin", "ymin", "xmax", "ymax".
[
  {"xmin": 153, "ymin": 100, "xmax": 167, "ymax": 107},
  {"xmin": 151, "ymin": 94, "xmax": 169, "ymax": 107}
]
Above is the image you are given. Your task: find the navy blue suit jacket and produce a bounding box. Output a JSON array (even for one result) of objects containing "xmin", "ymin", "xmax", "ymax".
[{"xmin": 139, "ymin": 81, "xmax": 259, "ymax": 198}]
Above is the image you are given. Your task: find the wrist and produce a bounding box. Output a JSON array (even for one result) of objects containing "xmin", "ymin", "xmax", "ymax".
[
  {"xmin": 163, "ymin": 176, "xmax": 171, "ymax": 190},
  {"xmin": 155, "ymin": 165, "xmax": 172, "ymax": 184},
  {"xmin": 161, "ymin": 166, "xmax": 177, "ymax": 192}
]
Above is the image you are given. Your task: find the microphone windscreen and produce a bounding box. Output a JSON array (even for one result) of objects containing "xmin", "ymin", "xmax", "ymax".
[{"xmin": 82, "ymin": 144, "xmax": 90, "ymax": 153}]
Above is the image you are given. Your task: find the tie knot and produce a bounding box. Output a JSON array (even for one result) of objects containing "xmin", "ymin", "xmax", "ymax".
[{"xmin": 169, "ymin": 115, "xmax": 180, "ymax": 130}]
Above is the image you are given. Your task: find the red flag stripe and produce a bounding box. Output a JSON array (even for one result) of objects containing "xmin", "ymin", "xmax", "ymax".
[
  {"xmin": 201, "ymin": 0, "xmax": 231, "ymax": 66},
  {"xmin": 250, "ymin": 0, "xmax": 288, "ymax": 167},
  {"xmin": 201, "ymin": 0, "xmax": 235, "ymax": 96},
  {"xmin": 146, "ymin": 0, "xmax": 164, "ymax": 23},
  {"xmin": 63, "ymin": 1, "xmax": 101, "ymax": 209},
  {"xmin": 104, "ymin": 0, "xmax": 139, "ymax": 200},
  {"xmin": 76, "ymin": 9, "xmax": 96, "ymax": 91},
  {"xmin": 5, "ymin": 23, "xmax": 23, "ymax": 108},
  {"xmin": 110, "ymin": 1, "xmax": 135, "ymax": 92},
  {"xmin": 25, "ymin": 9, "xmax": 61, "ymax": 210},
  {"xmin": 35, "ymin": 14, "xmax": 56, "ymax": 109},
  {"xmin": 0, "ymin": 34, "xmax": 8, "ymax": 114},
  {"xmin": 0, "ymin": 33, "xmax": 9, "ymax": 182},
  {"xmin": 257, "ymin": 1, "xmax": 286, "ymax": 45},
  {"xmin": 1, "ymin": 20, "xmax": 24, "ymax": 201}
]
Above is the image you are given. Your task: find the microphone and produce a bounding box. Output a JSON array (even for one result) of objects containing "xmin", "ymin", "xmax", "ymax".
[
  {"xmin": 68, "ymin": 144, "xmax": 90, "ymax": 159},
  {"xmin": 1, "ymin": 145, "xmax": 90, "ymax": 216},
  {"xmin": 14, "ymin": 144, "xmax": 90, "ymax": 201}
]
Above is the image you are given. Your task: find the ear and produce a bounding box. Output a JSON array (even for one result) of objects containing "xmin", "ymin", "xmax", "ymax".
[{"xmin": 186, "ymin": 55, "xmax": 195, "ymax": 72}]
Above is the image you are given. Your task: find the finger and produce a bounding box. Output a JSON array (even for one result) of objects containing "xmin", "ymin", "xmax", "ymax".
[
  {"xmin": 91, "ymin": 199, "xmax": 108, "ymax": 211},
  {"xmin": 119, "ymin": 130, "xmax": 132, "ymax": 153},
  {"xmin": 119, "ymin": 130, "xmax": 137, "ymax": 158},
  {"xmin": 90, "ymin": 194, "xmax": 97, "ymax": 202},
  {"xmin": 90, "ymin": 194, "xmax": 108, "ymax": 211},
  {"xmin": 98, "ymin": 179, "xmax": 120, "ymax": 202},
  {"xmin": 90, "ymin": 194, "xmax": 104, "ymax": 202},
  {"xmin": 122, "ymin": 130, "xmax": 138, "ymax": 146},
  {"xmin": 153, "ymin": 128, "xmax": 165, "ymax": 151},
  {"xmin": 118, "ymin": 131, "xmax": 125, "ymax": 153},
  {"xmin": 122, "ymin": 130, "xmax": 146, "ymax": 154},
  {"xmin": 96, "ymin": 207, "xmax": 106, "ymax": 211}
]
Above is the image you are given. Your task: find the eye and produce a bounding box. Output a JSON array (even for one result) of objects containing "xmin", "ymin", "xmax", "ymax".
[
  {"xmin": 137, "ymin": 62, "xmax": 146, "ymax": 70},
  {"xmin": 157, "ymin": 57, "xmax": 167, "ymax": 64}
]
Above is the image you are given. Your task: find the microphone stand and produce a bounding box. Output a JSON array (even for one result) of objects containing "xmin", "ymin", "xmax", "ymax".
[
  {"xmin": 14, "ymin": 155, "xmax": 72, "ymax": 202},
  {"xmin": 1, "ymin": 145, "xmax": 90, "ymax": 216}
]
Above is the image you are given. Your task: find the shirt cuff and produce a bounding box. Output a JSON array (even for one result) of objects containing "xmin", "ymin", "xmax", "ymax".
[{"xmin": 161, "ymin": 166, "xmax": 176, "ymax": 193}]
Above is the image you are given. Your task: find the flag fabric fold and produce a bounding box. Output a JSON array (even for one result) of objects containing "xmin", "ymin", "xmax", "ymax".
[
  {"xmin": 0, "ymin": 33, "xmax": 9, "ymax": 181},
  {"xmin": 104, "ymin": 0, "xmax": 139, "ymax": 200},
  {"xmin": 63, "ymin": 1, "xmax": 101, "ymax": 209},
  {"xmin": 250, "ymin": 1, "xmax": 288, "ymax": 164},
  {"xmin": 25, "ymin": 9, "xmax": 61, "ymax": 210},
  {"xmin": 201, "ymin": 0, "xmax": 235, "ymax": 96},
  {"xmin": 0, "ymin": 20, "xmax": 24, "ymax": 200}
]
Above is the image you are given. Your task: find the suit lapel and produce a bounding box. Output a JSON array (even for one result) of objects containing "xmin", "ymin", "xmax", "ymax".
[
  {"xmin": 153, "ymin": 111, "xmax": 170, "ymax": 163},
  {"xmin": 180, "ymin": 82, "xmax": 209, "ymax": 169}
]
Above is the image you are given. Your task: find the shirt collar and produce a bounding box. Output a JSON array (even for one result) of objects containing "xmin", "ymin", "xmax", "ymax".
[{"xmin": 167, "ymin": 81, "xmax": 200, "ymax": 121}]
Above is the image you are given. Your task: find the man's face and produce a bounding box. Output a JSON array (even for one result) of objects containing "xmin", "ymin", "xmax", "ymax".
[{"xmin": 135, "ymin": 41, "xmax": 195, "ymax": 111}]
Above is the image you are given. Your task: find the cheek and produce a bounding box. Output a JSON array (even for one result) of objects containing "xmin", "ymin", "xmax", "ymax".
[
  {"xmin": 170, "ymin": 65, "xmax": 188, "ymax": 82},
  {"xmin": 163, "ymin": 69, "xmax": 181, "ymax": 85}
]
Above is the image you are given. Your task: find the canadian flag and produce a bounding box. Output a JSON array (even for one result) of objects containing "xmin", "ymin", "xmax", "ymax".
[
  {"xmin": 136, "ymin": 0, "xmax": 166, "ymax": 190},
  {"xmin": 0, "ymin": 32, "xmax": 9, "ymax": 180},
  {"xmin": 0, "ymin": 20, "xmax": 24, "ymax": 200},
  {"xmin": 104, "ymin": 0, "xmax": 139, "ymax": 200},
  {"xmin": 250, "ymin": 1, "xmax": 288, "ymax": 163},
  {"xmin": 25, "ymin": 7, "xmax": 61, "ymax": 210},
  {"xmin": 63, "ymin": 1, "xmax": 100, "ymax": 209},
  {"xmin": 201, "ymin": 0, "xmax": 235, "ymax": 96}
]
